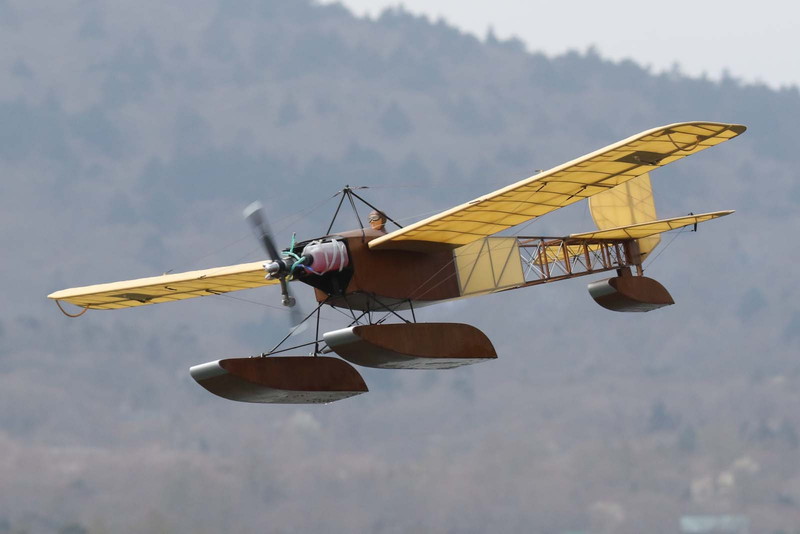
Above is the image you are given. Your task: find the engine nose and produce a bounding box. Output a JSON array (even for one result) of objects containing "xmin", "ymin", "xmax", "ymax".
[{"xmin": 265, "ymin": 260, "xmax": 283, "ymax": 279}]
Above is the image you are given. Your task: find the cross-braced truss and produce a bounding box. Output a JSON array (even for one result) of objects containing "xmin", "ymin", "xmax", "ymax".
[
  {"xmin": 517, "ymin": 237, "xmax": 633, "ymax": 286},
  {"xmin": 453, "ymin": 236, "xmax": 638, "ymax": 297}
]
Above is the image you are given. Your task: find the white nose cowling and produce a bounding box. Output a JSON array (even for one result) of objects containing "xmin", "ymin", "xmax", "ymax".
[{"xmin": 301, "ymin": 240, "xmax": 349, "ymax": 274}]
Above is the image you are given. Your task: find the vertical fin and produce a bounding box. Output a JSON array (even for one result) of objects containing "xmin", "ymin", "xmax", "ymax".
[{"xmin": 588, "ymin": 173, "xmax": 660, "ymax": 262}]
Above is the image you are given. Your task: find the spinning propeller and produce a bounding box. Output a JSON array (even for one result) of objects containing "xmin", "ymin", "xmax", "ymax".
[{"xmin": 243, "ymin": 201, "xmax": 307, "ymax": 336}]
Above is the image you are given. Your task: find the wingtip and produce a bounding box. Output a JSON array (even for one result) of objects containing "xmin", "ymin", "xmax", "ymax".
[{"xmin": 699, "ymin": 209, "xmax": 735, "ymax": 218}]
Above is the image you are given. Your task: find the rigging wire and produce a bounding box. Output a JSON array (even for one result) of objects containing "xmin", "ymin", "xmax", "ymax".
[
  {"xmin": 351, "ymin": 183, "xmax": 428, "ymax": 190},
  {"xmin": 349, "ymin": 189, "xmax": 404, "ymax": 229},
  {"xmin": 387, "ymin": 207, "xmax": 448, "ymax": 225},
  {"xmin": 258, "ymin": 339, "xmax": 326, "ymax": 356},
  {"xmin": 176, "ymin": 234, "xmax": 253, "ymax": 271},
  {"xmin": 277, "ymin": 191, "xmax": 341, "ymax": 236},
  {"xmin": 346, "ymin": 190, "xmax": 365, "ymax": 236},
  {"xmin": 642, "ymin": 227, "xmax": 689, "ymax": 272},
  {"xmin": 164, "ymin": 192, "xmax": 339, "ymax": 276},
  {"xmin": 210, "ymin": 291, "xmax": 335, "ymax": 327},
  {"xmin": 209, "ymin": 291, "xmax": 292, "ymax": 312},
  {"xmin": 325, "ymin": 191, "xmax": 348, "ymax": 235},
  {"xmin": 372, "ymin": 255, "xmax": 460, "ymax": 325},
  {"xmin": 266, "ymin": 299, "xmax": 328, "ymax": 355}
]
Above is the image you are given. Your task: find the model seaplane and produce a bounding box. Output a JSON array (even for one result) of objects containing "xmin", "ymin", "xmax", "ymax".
[{"xmin": 48, "ymin": 122, "xmax": 746, "ymax": 404}]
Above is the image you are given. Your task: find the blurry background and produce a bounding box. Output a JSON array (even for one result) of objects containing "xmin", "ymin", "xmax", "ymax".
[
  {"xmin": 334, "ymin": 0, "xmax": 800, "ymax": 88},
  {"xmin": 1, "ymin": 1, "xmax": 798, "ymax": 532}
]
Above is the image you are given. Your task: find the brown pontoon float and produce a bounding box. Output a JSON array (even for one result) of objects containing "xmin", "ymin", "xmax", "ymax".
[
  {"xmin": 190, "ymin": 357, "xmax": 367, "ymax": 404},
  {"xmin": 324, "ymin": 323, "xmax": 497, "ymax": 369}
]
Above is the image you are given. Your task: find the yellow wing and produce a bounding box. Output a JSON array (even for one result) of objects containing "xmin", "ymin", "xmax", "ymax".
[
  {"xmin": 48, "ymin": 261, "xmax": 277, "ymax": 310},
  {"xmin": 369, "ymin": 122, "xmax": 745, "ymax": 251}
]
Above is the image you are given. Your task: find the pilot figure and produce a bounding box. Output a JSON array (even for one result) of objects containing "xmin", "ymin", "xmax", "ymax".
[{"xmin": 368, "ymin": 210, "xmax": 388, "ymax": 232}]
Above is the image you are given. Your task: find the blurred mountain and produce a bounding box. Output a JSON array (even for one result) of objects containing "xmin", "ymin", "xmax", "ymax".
[{"xmin": 1, "ymin": 1, "xmax": 799, "ymax": 532}]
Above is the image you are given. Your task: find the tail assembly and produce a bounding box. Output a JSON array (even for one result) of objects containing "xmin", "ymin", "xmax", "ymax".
[
  {"xmin": 589, "ymin": 172, "xmax": 661, "ymax": 263},
  {"xmin": 585, "ymin": 174, "xmax": 731, "ymax": 311}
]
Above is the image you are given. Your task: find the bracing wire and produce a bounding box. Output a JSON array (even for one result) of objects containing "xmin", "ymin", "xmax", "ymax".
[
  {"xmin": 164, "ymin": 192, "xmax": 339, "ymax": 276},
  {"xmin": 209, "ymin": 291, "xmax": 296, "ymax": 312},
  {"xmin": 643, "ymin": 227, "xmax": 689, "ymax": 271}
]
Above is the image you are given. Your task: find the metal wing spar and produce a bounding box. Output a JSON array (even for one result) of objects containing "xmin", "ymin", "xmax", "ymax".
[
  {"xmin": 369, "ymin": 122, "xmax": 746, "ymax": 251},
  {"xmin": 48, "ymin": 261, "xmax": 277, "ymax": 310}
]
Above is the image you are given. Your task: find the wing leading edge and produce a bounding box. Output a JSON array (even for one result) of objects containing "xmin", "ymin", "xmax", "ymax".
[
  {"xmin": 369, "ymin": 122, "xmax": 745, "ymax": 251},
  {"xmin": 48, "ymin": 261, "xmax": 277, "ymax": 310}
]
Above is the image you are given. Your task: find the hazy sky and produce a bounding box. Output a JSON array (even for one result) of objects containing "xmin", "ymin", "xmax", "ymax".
[{"xmin": 327, "ymin": 0, "xmax": 800, "ymax": 88}]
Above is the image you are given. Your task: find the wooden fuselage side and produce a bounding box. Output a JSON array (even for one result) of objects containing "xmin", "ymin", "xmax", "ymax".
[{"xmin": 306, "ymin": 228, "xmax": 460, "ymax": 311}]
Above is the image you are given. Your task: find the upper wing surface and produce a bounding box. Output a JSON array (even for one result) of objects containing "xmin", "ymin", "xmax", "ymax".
[
  {"xmin": 48, "ymin": 261, "xmax": 277, "ymax": 310},
  {"xmin": 369, "ymin": 122, "xmax": 745, "ymax": 251}
]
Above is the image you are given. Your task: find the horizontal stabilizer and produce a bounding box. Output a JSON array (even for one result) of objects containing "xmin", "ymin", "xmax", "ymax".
[
  {"xmin": 570, "ymin": 210, "xmax": 733, "ymax": 241},
  {"xmin": 48, "ymin": 261, "xmax": 277, "ymax": 310},
  {"xmin": 529, "ymin": 211, "xmax": 733, "ymax": 264}
]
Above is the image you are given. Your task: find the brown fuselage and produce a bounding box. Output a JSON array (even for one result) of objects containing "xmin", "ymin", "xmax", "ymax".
[{"xmin": 302, "ymin": 228, "xmax": 460, "ymax": 311}]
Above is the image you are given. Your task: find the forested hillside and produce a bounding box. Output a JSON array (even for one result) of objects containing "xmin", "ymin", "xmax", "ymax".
[{"xmin": 1, "ymin": 1, "xmax": 799, "ymax": 532}]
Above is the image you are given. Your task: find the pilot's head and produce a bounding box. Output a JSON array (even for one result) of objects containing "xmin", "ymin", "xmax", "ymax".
[{"xmin": 368, "ymin": 210, "xmax": 387, "ymax": 231}]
